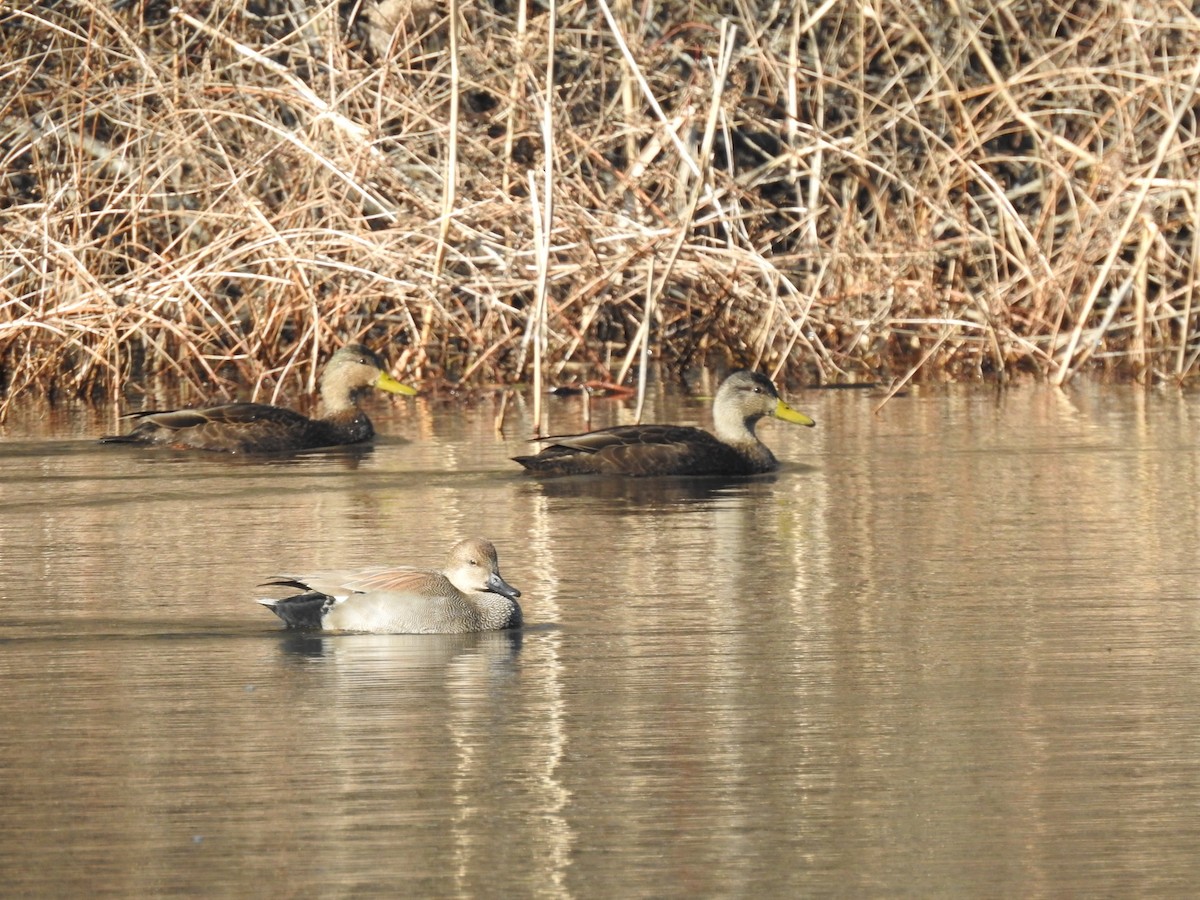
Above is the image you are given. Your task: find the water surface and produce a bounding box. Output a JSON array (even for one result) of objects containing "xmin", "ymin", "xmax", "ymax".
[{"xmin": 1, "ymin": 380, "xmax": 1198, "ymax": 896}]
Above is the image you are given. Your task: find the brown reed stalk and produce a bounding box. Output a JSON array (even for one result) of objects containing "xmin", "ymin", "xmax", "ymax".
[{"xmin": 431, "ymin": 0, "xmax": 460, "ymax": 279}]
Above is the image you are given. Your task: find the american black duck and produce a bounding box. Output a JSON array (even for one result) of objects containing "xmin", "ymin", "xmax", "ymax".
[
  {"xmin": 512, "ymin": 369, "xmax": 815, "ymax": 477},
  {"xmin": 101, "ymin": 344, "xmax": 416, "ymax": 453},
  {"xmin": 258, "ymin": 538, "xmax": 523, "ymax": 634}
]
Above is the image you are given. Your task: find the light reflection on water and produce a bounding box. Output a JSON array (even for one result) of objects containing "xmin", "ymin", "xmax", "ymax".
[{"xmin": 0, "ymin": 382, "xmax": 1198, "ymax": 895}]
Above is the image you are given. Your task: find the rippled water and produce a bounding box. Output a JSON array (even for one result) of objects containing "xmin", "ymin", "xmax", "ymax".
[{"xmin": 1, "ymin": 380, "xmax": 1198, "ymax": 895}]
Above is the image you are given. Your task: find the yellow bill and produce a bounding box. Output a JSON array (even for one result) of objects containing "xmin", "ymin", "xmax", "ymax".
[
  {"xmin": 375, "ymin": 372, "xmax": 419, "ymax": 396},
  {"xmin": 774, "ymin": 398, "xmax": 815, "ymax": 427}
]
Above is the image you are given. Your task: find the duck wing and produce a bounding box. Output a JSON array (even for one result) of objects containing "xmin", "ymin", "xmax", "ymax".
[
  {"xmin": 514, "ymin": 424, "xmax": 749, "ymax": 476},
  {"xmin": 261, "ymin": 567, "xmax": 443, "ymax": 597},
  {"xmin": 129, "ymin": 402, "xmax": 310, "ymax": 428},
  {"xmin": 102, "ymin": 402, "xmax": 323, "ymax": 453},
  {"xmin": 543, "ymin": 424, "xmax": 704, "ymax": 452},
  {"xmin": 325, "ymin": 567, "xmax": 442, "ymax": 595}
]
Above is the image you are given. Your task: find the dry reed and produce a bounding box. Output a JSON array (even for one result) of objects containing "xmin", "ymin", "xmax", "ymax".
[{"xmin": 2, "ymin": 0, "xmax": 1200, "ymax": 415}]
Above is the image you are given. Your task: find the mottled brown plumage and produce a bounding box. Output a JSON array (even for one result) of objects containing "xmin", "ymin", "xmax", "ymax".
[
  {"xmin": 512, "ymin": 370, "xmax": 815, "ymax": 477},
  {"xmin": 258, "ymin": 538, "xmax": 523, "ymax": 634},
  {"xmin": 101, "ymin": 344, "xmax": 416, "ymax": 453}
]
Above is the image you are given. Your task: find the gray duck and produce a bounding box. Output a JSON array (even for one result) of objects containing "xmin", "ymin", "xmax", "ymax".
[{"xmin": 258, "ymin": 538, "xmax": 522, "ymax": 634}]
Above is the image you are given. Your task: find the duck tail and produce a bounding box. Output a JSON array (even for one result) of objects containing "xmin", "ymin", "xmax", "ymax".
[{"xmin": 257, "ymin": 591, "xmax": 331, "ymax": 629}]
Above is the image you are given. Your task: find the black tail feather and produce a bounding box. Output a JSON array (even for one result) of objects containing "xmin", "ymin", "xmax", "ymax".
[{"xmin": 260, "ymin": 591, "xmax": 334, "ymax": 629}]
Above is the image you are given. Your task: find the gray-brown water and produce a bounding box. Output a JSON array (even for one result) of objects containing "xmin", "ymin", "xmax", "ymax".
[{"xmin": 1, "ymin": 379, "xmax": 1198, "ymax": 896}]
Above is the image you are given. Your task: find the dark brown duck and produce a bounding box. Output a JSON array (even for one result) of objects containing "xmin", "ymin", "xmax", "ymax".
[
  {"xmin": 512, "ymin": 369, "xmax": 816, "ymax": 477},
  {"xmin": 100, "ymin": 344, "xmax": 416, "ymax": 453}
]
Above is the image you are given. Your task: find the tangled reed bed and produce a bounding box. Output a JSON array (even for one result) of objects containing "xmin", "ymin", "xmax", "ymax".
[{"xmin": 2, "ymin": 0, "xmax": 1199, "ymax": 415}]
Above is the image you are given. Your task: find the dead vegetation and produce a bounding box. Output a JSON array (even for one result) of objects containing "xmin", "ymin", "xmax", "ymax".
[{"xmin": 2, "ymin": 0, "xmax": 1199, "ymax": 414}]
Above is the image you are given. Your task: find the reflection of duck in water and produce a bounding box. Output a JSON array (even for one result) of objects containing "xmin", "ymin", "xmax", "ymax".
[
  {"xmin": 525, "ymin": 472, "xmax": 779, "ymax": 507},
  {"xmin": 276, "ymin": 630, "xmax": 524, "ymax": 673},
  {"xmin": 101, "ymin": 344, "xmax": 416, "ymax": 453},
  {"xmin": 513, "ymin": 370, "xmax": 815, "ymax": 477},
  {"xmin": 258, "ymin": 538, "xmax": 522, "ymax": 634}
]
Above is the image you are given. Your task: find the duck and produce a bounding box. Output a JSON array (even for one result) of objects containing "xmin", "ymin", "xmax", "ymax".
[
  {"xmin": 100, "ymin": 344, "xmax": 417, "ymax": 453},
  {"xmin": 512, "ymin": 369, "xmax": 815, "ymax": 477},
  {"xmin": 257, "ymin": 538, "xmax": 523, "ymax": 634}
]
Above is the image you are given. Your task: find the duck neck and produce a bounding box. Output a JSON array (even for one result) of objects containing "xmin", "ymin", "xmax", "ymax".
[
  {"xmin": 713, "ymin": 408, "xmax": 776, "ymax": 470},
  {"xmin": 319, "ymin": 379, "xmax": 363, "ymax": 416},
  {"xmin": 712, "ymin": 407, "xmax": 763, "ymax": 447}
]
